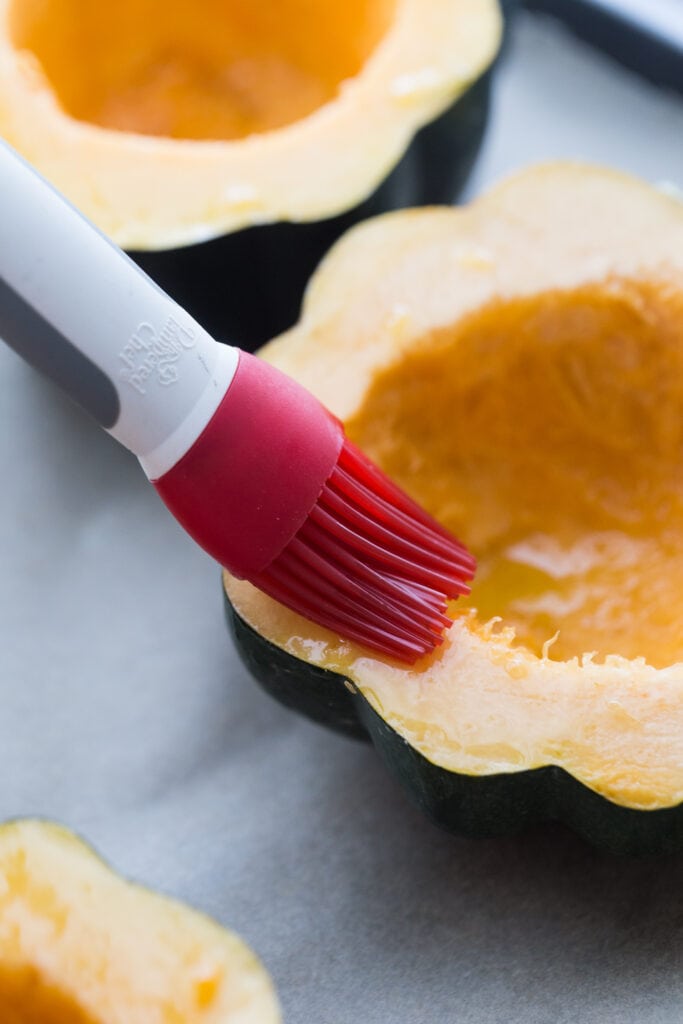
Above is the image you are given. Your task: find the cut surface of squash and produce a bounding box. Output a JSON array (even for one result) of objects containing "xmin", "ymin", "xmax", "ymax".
[
  {"xmin": 347, "ymin": 279, "xmax": 683, "ymax": 669},
  {"xmin": 0, "ymin": 820, "xmax": 280, "ymax": 1024},
  {"xmin": 224, "ymin": 163, "xmax": 683, "ymax": 812},
  {"xmin": 9, "ymin": 0, "xmax": 395, "ymax": 141},
  {"xmin": 0, "ymin": 0, "xmax": 501, "ymax": 247}
]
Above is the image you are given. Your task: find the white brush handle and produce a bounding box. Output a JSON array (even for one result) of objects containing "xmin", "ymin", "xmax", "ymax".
[{"xmin": 0, "ymin": 141, "xmax": 238, "ymax": 478}]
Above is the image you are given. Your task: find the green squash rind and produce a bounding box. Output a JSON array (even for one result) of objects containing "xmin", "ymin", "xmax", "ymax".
[
  {"xmin": 226, "ymin": 594, "xmax": 683, "ymax": 855},
  {"xmin": 227, "ymin": 593, "xmax": 367, "ymax": 740}
]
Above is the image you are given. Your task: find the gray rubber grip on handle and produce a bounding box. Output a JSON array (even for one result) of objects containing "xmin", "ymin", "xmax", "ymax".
[
  {"xmin": 0, "ymin": 140, "xmax": 238, "ymax": 476},
  {"xmin": 0, "ymin": 273, "xmax": 120, "ymax": 427}
]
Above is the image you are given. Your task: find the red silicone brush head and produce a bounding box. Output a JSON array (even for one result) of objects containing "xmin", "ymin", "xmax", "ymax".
[
  {"xmin": 252, "ymin": 438, "xmax": 475, "ymax": 663},
  {"xmin": 153, "ymin": 352, "xmax": 475, "ymax": 664}
]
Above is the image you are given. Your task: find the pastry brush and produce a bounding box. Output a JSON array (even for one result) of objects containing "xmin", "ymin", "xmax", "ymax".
[{"xmin": 0, "ymin": 140, "xmax": 475, "ymax": 663}]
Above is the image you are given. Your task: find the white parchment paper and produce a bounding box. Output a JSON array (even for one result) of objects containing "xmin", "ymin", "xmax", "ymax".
[{"xmin": 2, "ymin": 12, "xmax": 683, "ymax": 1023}]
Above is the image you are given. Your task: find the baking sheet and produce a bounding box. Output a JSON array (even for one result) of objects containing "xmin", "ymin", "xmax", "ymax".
[{"xmin": 2, "ymin": 11, "xmax": 683, "ymax": 1023}]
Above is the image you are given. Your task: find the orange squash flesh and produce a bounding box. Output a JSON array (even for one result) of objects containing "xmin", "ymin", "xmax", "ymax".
[
  {"xmin": 226, "ymin": 274, "xmax": 683, "ymax": 812},
  {"xmin": 0, "ymin": 0, "xmax": 501, "ymax": 247},
  {"xmin": 240, "ymin": 278, "xmax": 683, "ymax": 673},
  {"xmin": 347, "ymin": 279, "xmax": 683, "ymax": 669},
  {"xmin": 9, "ymin": 0, "xmax": 396, "ymax": 140}
]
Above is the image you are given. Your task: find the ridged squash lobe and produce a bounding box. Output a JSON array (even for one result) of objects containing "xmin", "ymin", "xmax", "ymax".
[{"xmin": 225, "ymin": 163, "xmax": 683, "ymax": 852}]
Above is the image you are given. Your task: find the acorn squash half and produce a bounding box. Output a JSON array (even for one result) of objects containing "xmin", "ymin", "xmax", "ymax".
[
  {"xmin": 0, "ymin": 0, "xmax": 503, "ymax": 348},
  {"xmin": 224, "ymin": 163, "xmax": 683, "ymax": 855},
  {"xmin": 0, "ymin": 819, "xmax": 280, "ymax": 1023}
]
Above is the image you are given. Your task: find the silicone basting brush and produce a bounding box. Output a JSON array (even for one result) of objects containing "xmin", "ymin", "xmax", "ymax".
[{"xmin": 0, "ymin": 141, "xmax": 475, "ymax": 662}]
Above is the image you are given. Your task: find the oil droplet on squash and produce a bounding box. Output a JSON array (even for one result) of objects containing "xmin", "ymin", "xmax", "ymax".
[{"xmin": 346, "ymin": 278, "xmax": 683, "ymax": 668}]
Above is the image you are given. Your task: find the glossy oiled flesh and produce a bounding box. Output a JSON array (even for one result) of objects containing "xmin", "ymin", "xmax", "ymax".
[
  {"xmin": 0, "ymin": 967, "xmax": 97, "ymax": 1024},
  {"xmin": 346, "ymin": 280, "xmax": 683, "ymax": 666},
  {"xmin": 9, "ymin": 0, "xmax": 395, "ymax": 140}
]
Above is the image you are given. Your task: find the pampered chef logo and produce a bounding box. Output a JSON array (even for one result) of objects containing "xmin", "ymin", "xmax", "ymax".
[{"xmin": 119, "ymin": 316, "xmax": 195, "ymax": 394}]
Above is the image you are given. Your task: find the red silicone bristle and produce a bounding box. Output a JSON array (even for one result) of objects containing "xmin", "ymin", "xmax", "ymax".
[{"xmin": 253, "ymin": 437, "xmax": 476, "ymax": 664}]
